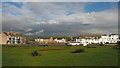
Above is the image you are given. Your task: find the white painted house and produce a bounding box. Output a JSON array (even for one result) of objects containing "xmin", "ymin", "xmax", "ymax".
[
  {"xmin": 76, "ymin": 34, "xmax": 119, "ymax": 46},
  {"xmin": 0, "ymin": 31, "xmax": 26, "ymax": 44},
  {"xmin": 34, "ymin": 37, "xmax": 54, "ymax": 43},
  {"xmin": 99, "ymin": 34, "xmax": 119, "ymax": 44},
  {"xmin": 54, "ymin": 38, "xmax": 66, "ymax": 43}
]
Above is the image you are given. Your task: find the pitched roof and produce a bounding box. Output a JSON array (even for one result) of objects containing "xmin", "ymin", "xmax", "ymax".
[
  {"xmin": 79, "ymin": 35, "xmax": 107, "ymax": 39},
  {"xmin": 80, "ymin": 35, "xmax": 105, "ymax": 37},
  {"xmin": 55, "ymin": 38, "xmax": 64, "ymax": 40},
  {"xmin": 3, "ymin": 31, "xmax": 24, "ymax": 37},
  {"xmin": 109, "ymin": 34, "xmax": 118, "ymax": 35}
]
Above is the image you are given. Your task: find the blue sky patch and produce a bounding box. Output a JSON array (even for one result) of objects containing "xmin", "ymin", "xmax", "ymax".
[
  {"xmin": 84, "ymin": 2, "xmax": 117, "ymax": 12},
  {"xmin": 3, "ymin": 2, "xmax": 24, "ymax": 8}
]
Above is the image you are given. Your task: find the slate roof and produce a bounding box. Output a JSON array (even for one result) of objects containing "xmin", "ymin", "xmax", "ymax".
[
  {"xmin": 3, "ymin": 31, "xmax": 24, "ymax": 37},
  {"xmin": 79, "ymin": 35, "xmax": 106, "ymax": 39}
]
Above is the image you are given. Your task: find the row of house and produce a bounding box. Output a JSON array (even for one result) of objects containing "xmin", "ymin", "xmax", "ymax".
[
  {"xmin": 0, "ymin": 31, "xmax": 119, "ymax": 46},
  {"xmin": 35, "ymin": 37, "xmax": 66, "ymax": 44},
  {"xmin": 75, "ymin": 34, "xmax": 119, "ymax": 46},
  {"xmin": 0, "ymin": 31, "xmax": 67, "ymax": 45},
  {"xmin": 0, "ymin": 31, "xmax": 26, "ymax": 44},
  {"xmin": 34, "ymin": 34, "xmax": 119, "ymax": 46}
]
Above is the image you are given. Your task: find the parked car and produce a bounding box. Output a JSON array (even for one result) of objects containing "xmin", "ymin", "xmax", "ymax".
[{"xmin": 39, "ymin": 45, "xmax": 49, "ymax": 47}]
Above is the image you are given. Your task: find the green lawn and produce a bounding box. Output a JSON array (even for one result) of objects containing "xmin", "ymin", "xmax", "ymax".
[{"xmin": 2, "ymin": 45, "xmax": 119, "ymax": 66}]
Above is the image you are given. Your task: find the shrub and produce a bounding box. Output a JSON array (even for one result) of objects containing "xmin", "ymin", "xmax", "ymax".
[{"xmin": 70, "ymin": 49, "xmax": 85, "ymax": 53}]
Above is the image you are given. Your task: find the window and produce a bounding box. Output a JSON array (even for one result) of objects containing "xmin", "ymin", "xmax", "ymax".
[
  {"xmin": 13, "ymin": 38, "xmax": 15, "ymax": 40},
  {"xmin": 18, "ymin": 41, "xmax": 21, "ymax": 43},
  {"xmin": 9, "ymin": 38, "xmax": 11, "ymax": 40},
  {"xmin": 109, "ymin": 35, "xmax": 111, "ymax": 37},
  {"xmin": 13, "ymin": 41, "xmax": 15, "ymax": 44}
]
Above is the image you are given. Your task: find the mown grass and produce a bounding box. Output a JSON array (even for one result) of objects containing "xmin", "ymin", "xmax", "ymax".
[{"xmin": 2, "ymin": 45, "xmax": 118, "ymax": 66}]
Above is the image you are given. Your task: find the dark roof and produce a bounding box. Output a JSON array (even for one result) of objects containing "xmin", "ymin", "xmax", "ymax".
[
  {"xmin": 3, "ymin": 31, "xmax": 24, "ymax": 37},
  {"xmin": 79, "ymin": 35, "xmax": 106, "ymax": 37},
  {"xmin": 55, "ymin": 38, "xmax": 65, "ymax": 40},
  {"xmin": 110, "ymin": 34, "xmax": 118, "ymax": 35},
  {"xmin": 78, "ymin": 35, "xmax": 106, "ymax": 39}
]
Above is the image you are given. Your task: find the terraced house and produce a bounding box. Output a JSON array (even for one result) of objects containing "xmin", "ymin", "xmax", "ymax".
[
  {"xmin": 0, "ymin": 31, "xmax": 26, "ymax": 44},
  {"xmin": 35, "ymin": 37, "xmax": 55, "ymax": 44},
  {"xmin": 75, "ymin": 34, "xmax": 119, "ymax": 46},
  {"xmin": 54, "ymin": 38, "xmax": 66, "ymax": 43}
]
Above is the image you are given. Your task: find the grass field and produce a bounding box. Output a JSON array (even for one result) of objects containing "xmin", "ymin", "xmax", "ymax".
[{"xmin": 2, "ymin": 45, "xmax": 119, "ymax": 66}]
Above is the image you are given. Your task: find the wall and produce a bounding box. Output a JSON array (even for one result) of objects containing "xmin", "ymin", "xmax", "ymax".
[{"xmin": 0, "ymin": 33, "xmax": 7, "ymax": 44}]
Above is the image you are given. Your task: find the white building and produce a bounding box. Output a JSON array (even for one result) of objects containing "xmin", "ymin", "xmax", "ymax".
[
  {"xmin": 35, "ymin": 37, "xmax": 54, "ymax": 43},
  {"xmin": 76, "ymin": 34, "xmax": 119, "ymax": 46},
  {"xmin": 100, "ymin": 34, "xmax": 119, "ymax": 44},
  {"xmin": 54, "ymin": 38, "xmax": 66, "ymax": 43},
  {"xmin": 0, "ymin": 31, "xmax": 26, "ymax": 44}
]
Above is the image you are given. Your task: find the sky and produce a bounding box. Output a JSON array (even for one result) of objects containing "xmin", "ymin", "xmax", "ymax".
[{"xmin": 1, "ymin": 2, "xmax": 118, "ymax": 37}]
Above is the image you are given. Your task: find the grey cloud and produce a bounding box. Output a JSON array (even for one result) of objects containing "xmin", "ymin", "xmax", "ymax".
[{"xmin": 2, "ymin": 2, "xmax": 118, "ymax": 37}]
